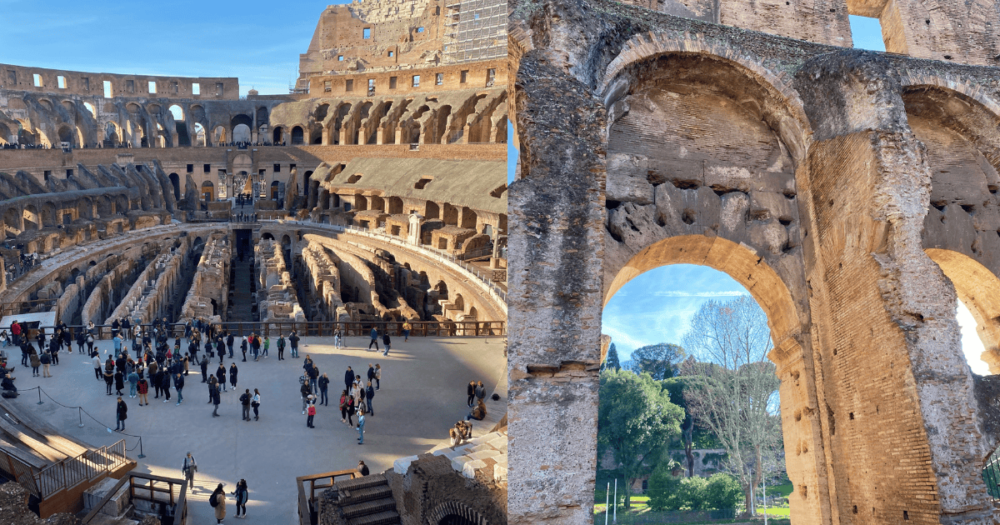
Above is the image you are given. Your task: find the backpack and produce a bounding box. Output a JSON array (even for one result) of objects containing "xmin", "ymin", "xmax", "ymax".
[
  {"xmin": 240, "ymin": 393, "xmax": 249, "ymax": 405},
  {"xmin": 210, "ymin": 493, "xmax": 219, "ymax": 507}
]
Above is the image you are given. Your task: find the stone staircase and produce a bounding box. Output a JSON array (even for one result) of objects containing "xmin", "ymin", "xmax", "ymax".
[
  {"xmin": 331, "ymin": 474, "xmax": 400, "ymax": 525},
  {"xmin": 229, "ymin": 258, "xmax": 255, "ymax": 322}
]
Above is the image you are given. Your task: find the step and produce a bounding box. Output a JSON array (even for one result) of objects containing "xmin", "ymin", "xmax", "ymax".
[
  {"xmin": 346, "ymin": 510, "xmax": 400, "ymax": 525},
  {"xmin": 336, "ymin": 474, "xmax": 387, "ymax": 492},
  {"xmin": 343, "ymin": 497, "xmax": 397, "ymax": 518},
  {"xmin": 341, "ymin": 484, "xmax": 393, "ymax": 505}
]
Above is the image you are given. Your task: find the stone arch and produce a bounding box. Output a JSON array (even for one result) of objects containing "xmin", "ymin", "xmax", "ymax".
[
  {"xmin": 273, "ymin": 126, "xmax": 284, "ymax": 145},
  {"xmin": 605, "ymin": 234, "xmax": 813, "ymax": 519},
  {"xmin": 599, "ymin": 38, "xmax": 811, "ymax": 167},
  {"xmin": 57, "ymin": 124, "xmax": 75, "ymax": 147},
  {"xmin": 453, "ymin": 293, "xmax": 465, "ymax": 313},
  {"xmin": 213, "ymin": 125, "xmax": 227, "ymax": 145},
  {"xmin": 40, "ymin": 202, "xmax": 58, "ymax": 227},
  {"xmin": 104, "ymin": 121, "xmax": 121, "ymax": 146},
  {"xmin": 425, "ymin": 201, "xmax": 440, "ymax": 220},
  {"xmin": 23, "ymin": 204, "xmax": 39, "ymax": 230},
  {"xmin": 291, "ymin": 126, "xmax": 305, "ymax": 145},
  {"xmin": 78, "ymin": 197, "xmax": 94, "ymax": 219},
  {"xmin": 387, "ymin": 197, "xmax": 404, "ymax": 215},
  {"xmin": 4, "ymin": 207, "xmax": 20, "ymax": 232},
  {"xmin": 168, "ymin": 173, "xmax": 181, "ymax": 200},
  {"xmin": 926, "ymin": 249, "xmax": 1000, "ymax": 374},
  {"xmin": 425, "ymin": 500, "xmax": 489, "ymax": 525},
  {"xmin": 193, "ymin": 123, "xmax": 206, "ymax": 147},
  {"xmin": 201, "ymin": 181, "xmax": 215, "ymax": 202},
  {"xmin": 114, "ymin": 195, "xmax": 129, "ymax": 214}
]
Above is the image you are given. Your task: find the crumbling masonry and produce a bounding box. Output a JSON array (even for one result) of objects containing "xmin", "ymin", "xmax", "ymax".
[{"xmin": 508, "ymin": 0, "xmax": 1000, "ymax": 523}]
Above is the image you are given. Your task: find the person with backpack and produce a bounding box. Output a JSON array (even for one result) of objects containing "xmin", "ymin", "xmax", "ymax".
[
  {"xmin": 240, "ymin": 389, "xmax": 252, "ymax": 421},
  {"xmin": 182, "ymin": 452, "xmax": 197, "ymax": 489},
  {"xmin": 381, "ymin": 332, "xmax": 391, "ymax": 356},
  {"xmin": 233, "ymin": 479, "xmax": 249, "ymax": 519},
  {"xmin": 300, "ymin": 380, "xmax": 311, "ymax": 415},
  {"xmin": 367, "ymin": 327, "xmax": 379, "ymax": 351},
  {"xmin": 367, "ymin": 364, "xmax": 376, "ymax": 388},
  {"xmin": 277, "ymin": 333, "xmax": 286, "ymax": 360},
  {"xmin": 289, "ymin": 331, "xmax": 300, "ymax": 358},
  {"xmin": 318, "ymin": 373, "xmax": 330, "ymax": 406},
  {"xmin": 29, "ymin": 351, "xmax": 40, "ymax": 377},
  {"xmin": 40, "ymin": 351, "xmax": 51, "ymax": 378},
  {"xmin": 358, "ymin": 460, "xmax": 370, "ymax": 476},
  {"xmin": 210, "ymin": 483, "xmax": 226, "ymax": 523},
  {"xmin": 251, "ymin": 389, "xmax": 261, "ymax": 421},
  {"xmin": 103, "ymin": 367, "xmax": 114, "ymax": 395},
  {"xmin": 115, "ymin": 396, "xmax": 127, "ymax": 431}
]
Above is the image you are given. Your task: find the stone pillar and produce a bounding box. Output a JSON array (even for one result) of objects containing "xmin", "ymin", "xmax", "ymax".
[
  {"xmin": 322, "ymin": 126, "xmax": 331, "ymax": 146},
  {"xmin": 794, "ymin": 50, "xmax": 993, "ymax": 524},
  {"xmin": 408, "ymin": 214, "xmax": 424, "ymax": 246},
  {"xmin": 507, "ymin": 54, "xmax": 608, "ymax": 525}
]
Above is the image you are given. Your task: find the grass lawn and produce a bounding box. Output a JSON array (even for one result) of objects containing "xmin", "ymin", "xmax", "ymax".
[
  {"xmin": 763, "ymin": 507, "xmax": 791, "ymax": 518},
  {"xmin": 768, "ymin": 482, "xmax": 793, "ymax": 498}
]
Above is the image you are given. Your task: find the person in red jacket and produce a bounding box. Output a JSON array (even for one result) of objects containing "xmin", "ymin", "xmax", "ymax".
[{"xmin": 137, "ymin": 377, "xmax": 149, "ymax": 406}]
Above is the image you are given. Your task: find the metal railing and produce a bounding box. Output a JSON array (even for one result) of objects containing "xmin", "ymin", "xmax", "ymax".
[
  {"xmin": 983, "ymin": 447, "xmax": 1000, "ymax": 501},
  {"xmin": 297, "ymin": 469, "xmax": 360, "ymax": 525},
  {"xmin": 270, "ymin": 219, "xmax": 507, "ymax": 305},
  {"xmin": 81, "ymin": 472, "xmax": 187, "ymax": 525},
  {"xmin": 0, "ymin": 438, "xmax": 129, "ymax": 500}
]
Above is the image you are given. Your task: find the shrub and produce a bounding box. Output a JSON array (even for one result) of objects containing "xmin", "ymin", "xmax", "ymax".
[
  {"xmin": 646, "ymin": 466, "xmax": 682, "ymax": 511},
  {"xmin": 704, "ymin": 473, "xmax": 743, "ymax": 511}
]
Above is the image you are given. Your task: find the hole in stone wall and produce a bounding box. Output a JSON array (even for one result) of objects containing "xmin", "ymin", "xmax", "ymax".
[
  {"xmin": 711, "ymin": 185, "xmax": 740, "ymax": 196},
  {"xmin": 853, "ymin": 506, "xmax": 858, "ymax": 514},
  {"xmin": 647, "ymin": 171, "xmax": 667, "ymax": 186},
  {"xmin": 961, "ymin": 204, "xmax": 976, "ymax": 214},
  {"xmin": 672, "ymin": 179, "xmax": 701, "ymax": 190},
  {"xmin": 931, "ymin": 201, "xmax": 946, "ymax": 211},
  {"xmin": 849, "ymin": 412, "xmax": 854, "ymax": 420},
  {"xmin": 989, "ymin": 185, "xmax": 998, "ymax": 194},
  {"xmin": 681, "ymin": 209, "xmax": 696, "ymax": 224},
  {"xmin": 655, "ymin": 212, "xmax": 666, "ymax": 227},
  {"xmin": 783, "ymin": 190, "xmax": 796, "ymax": 200},
  {"xmin": 904, "ymin": 510, "xmax": 909, "ymax": 520},
  {"xmin": 606, "ymin": 199, "xmax": 621, "ymax": 210},
  {"xmin": 778, "ymin": 216, "xmax": 792, "ymax": 226},
  {"xmin": 749, "ymin": 210, "xmax": 770, "ymax": 221}
]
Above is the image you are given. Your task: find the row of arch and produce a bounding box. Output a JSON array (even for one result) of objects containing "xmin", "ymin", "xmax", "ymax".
[{"xmin": 1, "ymin": 192, "xmax": 131, "ymax": 232}]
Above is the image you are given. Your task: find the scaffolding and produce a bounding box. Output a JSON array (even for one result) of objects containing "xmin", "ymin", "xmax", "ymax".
[{"xmin": 443, "ymin": 0, "xmax": 507, "ymax": 64}]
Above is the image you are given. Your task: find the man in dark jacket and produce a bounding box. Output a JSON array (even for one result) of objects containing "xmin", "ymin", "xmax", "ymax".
[
  {"xmin": 240, "ymin": 389, "xmax": 251, "ymax": 421},
  {"xmin": 153, "ymin": 369, "xmax": 163, "ymax": 398},
  {"xmin": 200, "ymin": 355, "xmax": 209, "ymax": 382},
  {"xmin": 467, "ymin": 381, "xmax": 476, "ymax": 407},
  {"xmin": 227, "ymin": 332, "xmax": 235, "ymax": 358},
  {"xmin": 289, "ymin": 331, "xmax": 300, "ymax": 358},
  {"xmin": 174, "ymin": 373, "xmax": 185, "ymax": 405},
  {"xmin": 318, "ymin": 373, "xmax": 330, "ymax": 406},
  {"xmin": 160, "ymin": 370, "xmax": 171, "ymax": 402},
  {"xmin": 240, "ymin": 338, "xmax": 248, "ymax": 362},
  {"xmin": 365, "ymin": 381, "xmax": 375, "ymax": 416},
  {"xmin": 230, "ymin": 363, "xmax": 238, "ymax": 390},
  {"xmin": 300, "ymin": 381, "xmax": 311, "ymax": 414},
  {"xmin": 115, "ymin": 397, "xmax": 128, "ymax": 431},
  {"xmin": 368, "ymin": 327, "xmax": 379, "ymax": 351},
  {"xmin": 211, "ymin": 381, "xmax": 221, "ymax": 417},
  {"xmin": 277, "ymin": 334, "xmax": 286, "ymax": 360},
  {"xmin": 344, "ymin": 366, "xmax": 355, "ymax": 392},
  {"xmin": 217, "ymin": 364, "xmax": 227, "ymax": 392},
  {"xmin": 367, "ymin": 364, "xmax": 376, "ymax": 386},
  {"xmin": 381, "ymin": 332, "xmax": 391, "ymax": 356}
]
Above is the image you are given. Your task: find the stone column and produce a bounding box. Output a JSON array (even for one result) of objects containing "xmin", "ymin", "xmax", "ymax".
[
  {"xmin": 408, "ymin": 214, "xmax": 424, "ymax": 246},
  {"xmin": 794, "ymin": 50, "xmax": 994, "ymax": 524},
  {"xmin": 508, "ymin": 53, "xmax": 608, "ymax": 525}
]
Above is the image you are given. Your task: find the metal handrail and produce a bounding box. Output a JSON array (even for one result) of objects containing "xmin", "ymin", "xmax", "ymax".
[{"xmin": 296, "ymin": 469, "xmax": 360, "ymax": 525}]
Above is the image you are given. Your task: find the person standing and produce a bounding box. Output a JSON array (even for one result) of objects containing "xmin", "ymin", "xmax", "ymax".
[
  {"xmin": 76, "ymin": 330, "xmax": 86, "ymax": 354},
  {"xmin": 240, "ymin": 337, "xmax": 247, "ymax": 362},
  {"xmin": 115, "ymin": 396, "xmax": 127, "ymax": 431},
  {"xmin": 211, "ymin": 380, "xmax": 221, "ymax": 417},
  {"xmin": 226, "ymin": 332, "xmax": 235, "ymax": 359},
  {"xmin": 137, "ymin": 376, "xmax": 149, "ymax": 406},
  {"xmin": 182, "ymin": 452, "xmax": 197, "ymax": 489},
  {"xmin": 262, "ymin": 336, "xmax": 269, "ymax": 359},
  {"xmin": 289, "ymin": 331, "xmax": 300, "ymax": 358},
  {"xmin": 277, "ymin": 333, "xmax": 285, "ymax": 360},
  {"xmin": 382, "ymin": 332, "xmax": 391, "ymax": 356},
  {"xmin": 308, "ymin": 364, "xmax": 319, "ymax": 394},
  {"xmin": 366, "ymin": 381, "xmax": 375, "ymax": 416},
  {"xmin": 103, "ymin": 366, "xmax": 113, "ymax": 394},
  {"xmin": 40, "ymin": 351, "xmax": 51, "ymax": 378},
  {"xmin": 367, "ymin": 364, "xmax": 375, "ymax": 389},
  {"xmin": 339, "ymin": 390, "xmax": 349, "ymax": 423},
  {"xmin": 29, "ymin": 351, "xmax": 40, "ymax": 377},
  {"xmin": 367, "ymin": 327, "xmax": 379, "ymax": 351},
  {"xmin": 318, "ymin": 373, "xmax": 330, "ymax": 406},
  {"xmin": 251, "ymin": 335, "xmax": 261, "ymax": 361},
  {"xmin": 160, "ymin": 369, "xmax": 171, "ymax": 402},
  {"xmin": 475, "ymin": 381, "xmax": 486, "ymax": 405},
  {"xmin": 346, "ymin": 395, "xmax": 356, "ymax": 426},
  {"xmin": 240, "ymin": 389, "xmax": 251, "ymax": 421},
  {"xmin": 357, "ymin": 406, "xmax": 366, "ymax": 445},
  {"xmin": 375, "ymin": 364, "xmax": 381, "ymax": 390},
  {"xmin": 300, "ymin": 380, "xmax": 311, "ymax": 415},
  {"xmin": 334, "ymin": 329, "xmax": 343, "ymax": 349},
  {"xmin": 344, "ymin": 366, "xmax": 355, "ymax": 392},
  {"xmin": 402, "ymin": 320, "xmax": 411, "ymax": 342},
  {"xmin": 467, "ymin": 380, "xmax": 476, "ymax": 407},
  {"xmin": 307, "ymin": 398, "xmax": 316, "ymax": 428},
  {"xmin": 210, "ymin": 483, "xmax": 226, "ymax": 524},
  {"xmin": 217, "ymin": 364, "xmax": 227, "ymax": 392},
  {"xmin": 113, "ymin": 370, "xmax": 124, "ymax": 395},
  {"xmin": 127, "ymin": 369, "xmax": 139, "ymax": 398},
  {"xmin": 174, "ymin": 373, "xmax": 184, "ymax": 405},
  {"xmin": 200, "ymin": 354, "xmax": 209, "ymax": 382},
  {"xmin": 152, "ymin": 368, "xmax": 163, "ymax": 399},
  {"xmin": 233, "ymin": 479, "xmax": 249, "ymax": 519},
  {"xmin": 251, "ymin": 389, "xmax": 260, "ymax": 421},
  {"xmin": 86, "ymin": 332, "xmax": 95, "ymax": 354},
  {"xmin": 229, "ymin": 363, "xmax": 238, "ymax": 391}
]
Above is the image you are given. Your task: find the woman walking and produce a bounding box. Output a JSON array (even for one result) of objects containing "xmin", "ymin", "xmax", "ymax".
[
  {"xmin": 233, "ymin": 479, "xmax": 249, "ymax": 519},
  {"xmin": 210, "ymin": 483, "xmax": 227, "ymax": 524}
]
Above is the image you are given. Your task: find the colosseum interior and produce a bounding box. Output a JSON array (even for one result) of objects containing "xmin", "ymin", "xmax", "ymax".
[
  {"xmin": 0, "ymin": 0, "xmax": 507, "ymax": 524},
  {"xmin": 509, "ymin": 0, "xmax": 1000, "ymax": 523}
]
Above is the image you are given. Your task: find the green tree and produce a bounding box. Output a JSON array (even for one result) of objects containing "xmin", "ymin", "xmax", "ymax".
[
  {"xmin": 662, "ymin": 375, "xmax": 706, "ymax": 478},
  {"xmin": 603, "ymin": 342, "xmax": 621, "ymax": 372},
  {"xmin": 598, "ymin": 368, "xmax": 684, "ymax": 509},
  {"xmin": 629, "ymin": 343, "xmax": 686, "ymax": 379}
]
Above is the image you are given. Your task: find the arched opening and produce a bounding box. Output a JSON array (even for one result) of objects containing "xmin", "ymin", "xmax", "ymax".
[
  {"xmin": 452, "ymin": 293, "xmax": 465, "ymax": 313},
  {"xmin": 213, "ymin": 126, "xmax": 227, "ymax": 145},
  {"xmin": 271, "ymin": 181, "xmax": 281, "ymax": 201},
  {"xmin": 115, "ymin": 195, "xmax": 129, "ymax": 214},
  {"xmin": 169, "ymin": 173, "xmax": 181, "ymax": 200},
  {"xmin": 273, "ymin": 126, "xmax": 284, "ymax": 145},
  {"xmin": 460, "ymin": 208, "xmax": 477, "ymax": 230},
  {"xmin": 170, "ymin": 105, "xmax": 190, "ymax": 146},
  {"xmin": 104, "ymin": 122, "xmax": 120, "ymax": 147},
  {"xmin": 601, "ymin": 235, "xmax": 801, "ymax": 519},
  {"xmin": 78, "ymin": 197, "xmax": 94, "ymax": 219},
  {"xmin": 233, "ymin": 124, "xmax": 251, "ymax": 143},
  {"xmin": 22, "ymin": 205, "xmax": 39, "ymax": 230},
  {"xmin": 40, "ymin": 202, "xmax": 58, "ymax": 227},
  {"xmin": 291, "ymin": 126, "xmax": 305, "ymax": 145},
  {"xmin": 201, "ymin": 181, "xmax": 215, "ymax": 202},
  {"xmin": 425, "ymin": 201, "xmax": 440, "ymax": 220},
  {"xmin": 193, "ymin": 123, "xmax": 206, "ymax": 147},
  {"xmin": 57, "ymin": 125, "xmax": 74, "ymax": 147},
  {"xmin": 387, "ymin": 197, "xmax": 404, "ymax": 215},
  {"xmin": 4, "ymin": 208, "xmax": 20, "ymax": 234}
]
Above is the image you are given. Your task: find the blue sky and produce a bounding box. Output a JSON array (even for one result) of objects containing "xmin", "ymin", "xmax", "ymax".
[{"xmin": 0, "ymin": 0, "xmax": 341, "ymax": 96}]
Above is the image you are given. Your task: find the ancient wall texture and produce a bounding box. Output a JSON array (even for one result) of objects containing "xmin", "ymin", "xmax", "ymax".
[{"xmin": 509, "ymin": 0, "xmax": 1000, "ymax": 523}]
